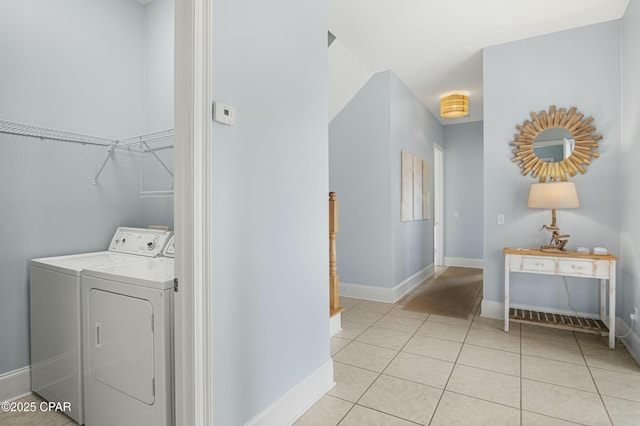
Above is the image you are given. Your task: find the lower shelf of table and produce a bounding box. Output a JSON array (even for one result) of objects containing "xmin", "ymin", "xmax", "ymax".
[{"xmin": 509, "ymin": 308, "xmax": 609, "ymax": 336}]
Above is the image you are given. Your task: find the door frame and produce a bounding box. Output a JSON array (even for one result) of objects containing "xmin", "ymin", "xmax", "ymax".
[
  {"xmin": 434, "ymin": 144, "xmax": 444, "ymax": 267},
  {"xmin": 173, "ymin": 0, "xmax": 213, "ymax": 424}
]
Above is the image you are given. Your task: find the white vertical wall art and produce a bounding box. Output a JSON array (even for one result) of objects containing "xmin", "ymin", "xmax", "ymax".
[
  {"xmin": 422, "ymin": 159, "xmax": 430, "ymax": 220},
  {"xmin": 401, "ymin": 150, "xmax": 414, "ymax": 221},
  {"xmin": 401, "ymin": 150, "xmax": 430, "ymax": 222},
  {"xmin": 412, "ymin": 156, "xmax": 423, "ymax": 220}
]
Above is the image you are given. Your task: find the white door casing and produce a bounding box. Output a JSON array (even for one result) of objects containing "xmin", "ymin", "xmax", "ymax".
[{"xmin": 173, "ymin": 0, "xmax": 213, "ymax": 424}]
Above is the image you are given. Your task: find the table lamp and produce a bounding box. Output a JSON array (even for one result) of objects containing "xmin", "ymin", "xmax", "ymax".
[{"xmin": 528, "ymin": 182, "xmax": 580, "ymax": 252}]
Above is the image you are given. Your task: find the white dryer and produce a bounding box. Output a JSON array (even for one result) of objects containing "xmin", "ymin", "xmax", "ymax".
[
  {"xmin": 81, "ymin": 238, "xmax": 175, "ymax": 426},
  {"xmin": 30, "ymin": 227, "xmax": 172, "ymax": 425}
]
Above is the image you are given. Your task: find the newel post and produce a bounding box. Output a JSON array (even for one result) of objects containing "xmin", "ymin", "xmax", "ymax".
[{"xmin": 329, "ymin": 192, "xmax": 340, "ymax": 314}]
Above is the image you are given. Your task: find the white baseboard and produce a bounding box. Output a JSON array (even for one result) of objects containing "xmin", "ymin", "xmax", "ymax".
[
  {"xmin": 481, "ymin": 299, "xmax": 601, "ymax": 321},
  {"xmin": 480, "ymin": 300, "xmax": 503, "ymax": 319},
  {"xmin": 444, "ymin": 257, "xmax": 483, "ymax": 269},
  {"xmin": 329, "ymin": 313, "xmax": 342, "ymax": 337},
  {"xmin": 246, "ymin": 359, "xmax": 334, "ymax": 426},
  {"xmin": 617, "ymin": 318, "xmax": 640, "ymax": 366},
  {"xmin": 0, "ymin": 366, "xmax": 31, "ymax": 403},
  {"xmin": 339, "ymin": 264, "xmax": 434, "ymax": 304}
]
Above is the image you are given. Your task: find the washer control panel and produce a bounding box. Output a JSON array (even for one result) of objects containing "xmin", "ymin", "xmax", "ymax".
[{"xmin": 108, "ymin": 227, "xmax": 173, "ymax": 257}]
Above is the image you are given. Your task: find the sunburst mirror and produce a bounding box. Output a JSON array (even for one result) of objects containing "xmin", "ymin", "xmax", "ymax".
[{"xmin": 511, "ymin": 106, "xmax": 602, "ymax": 182}]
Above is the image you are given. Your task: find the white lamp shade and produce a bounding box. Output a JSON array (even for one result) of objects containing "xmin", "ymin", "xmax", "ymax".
[{"xmin": 528, "ymin": 182, "xmax": 580, "ymax": 209}]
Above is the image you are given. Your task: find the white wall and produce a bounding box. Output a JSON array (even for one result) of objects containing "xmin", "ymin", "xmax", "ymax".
[
  {"xmin": 443, "ymin": 122, "xmax": 483, "ymax": 262},
  {"xmin": 621, "ymin": 0, "xmax": 640, "ymax": 354},
  {"xmin": 483, "ymin": 21, "xmax": 621, "ymax": 315},
  {"xmin": 328, "ymin": 38, "xmax": 374, "ymax": 122},
  {"xmin": 210, "ymin": 0, "xmax": 331, "ymax": 423}
]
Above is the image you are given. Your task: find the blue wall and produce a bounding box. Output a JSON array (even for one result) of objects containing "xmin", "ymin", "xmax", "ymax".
[
  {"xmin": 330, "ymin": 70, "xmax": 442, "ymax": 293},
  {"xmin": 330, "ymin": 72, "xmax": 392, "ymax": 287},
  {"xmin": 389, "ymin": 73, "xmax": 441, "ymax": 285},
  {"xmin": 211, "ymin": 0, "xmax": 331, "ymax": 423},
  {"xmin": 621, "ymin": 0, "xmax": 640, "ymax": 355},
  {"xmin": 0, "ymin": 0, "xmax": 175, "ymax": 377},
  {"xmin": 483, "ymin": 21, "xmax": 621, "ymax": 315},
  {"xmin": 443, "ymin": 122, "xmax": 484, "ymax": 262}
]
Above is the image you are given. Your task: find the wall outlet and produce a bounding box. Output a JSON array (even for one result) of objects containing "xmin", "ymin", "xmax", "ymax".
[{"xmin": 631, "ymin": 307, "xmax": 638, "ymax": 321}]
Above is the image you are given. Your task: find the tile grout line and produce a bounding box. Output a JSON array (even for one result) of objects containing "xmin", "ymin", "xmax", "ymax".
[
  {"xmin": 349, "ymin": 311, "xmax": 431, "ymax": 411},
  {"xmin": 334, "ymin": 300, "xmax": 432, "ymax": 425},
  {"xmin": 427, "ymin": 300, "xmax": 479, "ymax": 425},
  {"xmin": 577, "ymin": 331, "xmax": 615, "ymax": 425},
  {"xmin": 520, "ymin": 317, "xmax": 523, "ymax": 426},
  {"xmin": 338, "ymin": 294, "xmax": 471, "ymax": 425}
]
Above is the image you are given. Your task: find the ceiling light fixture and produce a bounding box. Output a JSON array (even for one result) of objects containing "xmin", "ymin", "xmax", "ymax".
[{"xmin": 439, "ymin": 91, "xmax": 469, "ymax": 118}]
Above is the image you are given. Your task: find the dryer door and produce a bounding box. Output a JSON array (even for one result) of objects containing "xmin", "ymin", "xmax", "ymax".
[{"xmin": 87, "ymin": 289, "xmax": 155, "ymax": 404}]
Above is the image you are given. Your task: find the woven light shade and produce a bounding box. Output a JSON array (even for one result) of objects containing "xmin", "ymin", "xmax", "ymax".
[{"xmin": 440, "ymin": 92, "xmax": 469, "ymax": 118}]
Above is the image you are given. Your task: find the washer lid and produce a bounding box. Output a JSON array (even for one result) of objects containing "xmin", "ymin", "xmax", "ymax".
[
  {"xmin": 31, "ymin": 252, "xmax": 143, "ymax": 276},
  {"xmin": 82, "ymin": 258, "xmax": 174, "ymax": 290}
]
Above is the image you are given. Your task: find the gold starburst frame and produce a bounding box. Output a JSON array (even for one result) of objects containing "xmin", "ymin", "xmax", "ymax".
[{"xmin": 511, "ymin": 106, "xmax": 602, "ymax": 182}]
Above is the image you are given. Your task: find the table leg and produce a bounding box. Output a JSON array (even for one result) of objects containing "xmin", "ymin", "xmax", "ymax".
[
  {"xmin": 609, "ymin": 262, "xmax": 616, "ymax": 349},
  {"xmin": 600, "ymin": 279, "xmax": 606, "ymax": 322},
  {"xmin": 504, "ymin": 255, "xmax": 510, "ymax": 333}
]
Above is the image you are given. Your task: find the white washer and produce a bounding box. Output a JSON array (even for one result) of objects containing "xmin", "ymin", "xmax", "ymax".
[
  {"xmin": 30, "ymin": 228, "xmax": 172, "ymax": 425},
  {"xmin": 81, "ymin": 236, "xmax": 175, "ymax": 426}
]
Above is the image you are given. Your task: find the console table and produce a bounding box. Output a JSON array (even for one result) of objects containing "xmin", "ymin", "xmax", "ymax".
[{"xmin": 503, "ymin": 247, "xmax": 618, "ymax": 349}]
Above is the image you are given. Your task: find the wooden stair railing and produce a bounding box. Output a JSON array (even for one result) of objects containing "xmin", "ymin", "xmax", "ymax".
[{"xmin": 329, "ymin": 192, "xmax": 343, "ymax": 317}]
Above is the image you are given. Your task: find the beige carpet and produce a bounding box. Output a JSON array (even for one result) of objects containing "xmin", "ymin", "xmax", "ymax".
[{"xmin": 402, "ymin": 267, "xmax": 483, "ymax": 319}]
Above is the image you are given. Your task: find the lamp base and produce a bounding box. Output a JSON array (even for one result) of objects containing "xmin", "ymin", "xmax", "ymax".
[
  {"xmin": 540, "ymin": 245, "xmax": 568, "ymax": 253},
  {"xmin": 539, "ymin": 214, "xmax": 571, "ymax": 252}
]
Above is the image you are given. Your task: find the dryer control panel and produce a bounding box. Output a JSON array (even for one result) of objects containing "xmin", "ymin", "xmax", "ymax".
[
  {"xmin": 108, "ymin": 227, "xmax": 173, "ymax": 257},
  {"xmin": 162, "ymin": 235, "xmax": 175, "ymax": 258}
]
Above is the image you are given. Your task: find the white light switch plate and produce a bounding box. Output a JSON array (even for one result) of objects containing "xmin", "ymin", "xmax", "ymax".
[{"xmin": 497, "ymin": 214, "xmax": 505, "ymax": 225}]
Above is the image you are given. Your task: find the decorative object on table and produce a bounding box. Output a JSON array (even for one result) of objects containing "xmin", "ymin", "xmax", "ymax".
[
  {"xmin": 576, "ymin": 246, "xmax": 590, "ymax": 254},
  {"xmin": 528, "ymin": 181, "xmax": 580, "ymax": 252},
  {"xmin": 594, "ymin": 247, "xmax": 608, "ymax": 255},
  {"xmin": 510, "ymin": 105, "xmax": 602, "ymax": 182}
]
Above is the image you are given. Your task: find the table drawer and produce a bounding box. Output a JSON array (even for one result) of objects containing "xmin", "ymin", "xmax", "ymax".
[
  {"xmin": 558, "ymin": 259, "xmax": 610, "ymax": 278},
  {"xmin": 515, "ymin": 256, "xmax": 557, "ymax": 273}
]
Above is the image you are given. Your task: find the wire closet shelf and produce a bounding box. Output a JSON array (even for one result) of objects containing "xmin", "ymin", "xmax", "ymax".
[
  {"xmin": 0, "ymin": 119, "xmax": 175, "ymax": 196},
  {"xmin": 0, "ymin": 119, "xmax": 174, "ymax": 152}
]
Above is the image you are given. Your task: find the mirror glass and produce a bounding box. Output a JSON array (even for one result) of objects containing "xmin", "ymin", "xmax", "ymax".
[{"xmin": 532, "ymin": 127, "xmax": 575, "ymax": 163}]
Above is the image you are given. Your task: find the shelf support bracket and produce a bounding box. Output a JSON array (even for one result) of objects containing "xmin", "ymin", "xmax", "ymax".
[
  {"xmin": 143, "ymin": 141, "xmax": 174, "ymax": 179},
  {"xmin": 93, "ymin": 141, "xmax": 120, "ymax": 184}
]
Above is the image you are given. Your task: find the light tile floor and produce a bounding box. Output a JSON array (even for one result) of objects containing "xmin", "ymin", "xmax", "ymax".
[
  {"xmin": 4, "ymin": 279, "xmax": 640, "ymax": 426},
  {"xmin": 297, "ymin": 290, "xmax": 640, "ymax": 426}
]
